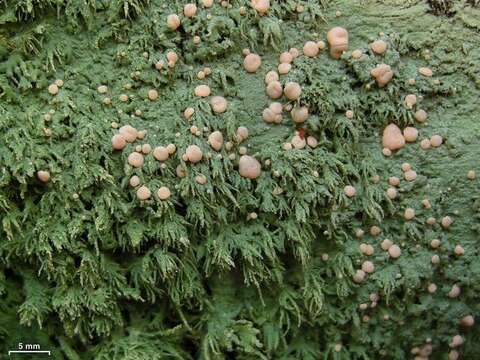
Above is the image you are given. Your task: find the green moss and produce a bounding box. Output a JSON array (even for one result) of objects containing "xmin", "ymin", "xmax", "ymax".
[{"xmin": 0, "ymin": 0, "xmax": 479, "ymax": 359}]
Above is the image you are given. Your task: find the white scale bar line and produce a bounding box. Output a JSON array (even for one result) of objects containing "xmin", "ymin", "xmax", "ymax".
[{"xmin": 8, "ymin": 350, "xmax": 51, "ymax": 355}]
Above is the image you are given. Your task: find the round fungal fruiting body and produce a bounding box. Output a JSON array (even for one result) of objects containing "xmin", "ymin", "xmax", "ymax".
[
  {"xmin": 291, "ymin": 135, "xmax": 306, "ymax": 149},
  {"xmin": 403, "ymin": 127, "xmax": 418, "ymax": 142},
  {"xmin": 279, "ymin": 52, "xmax": 293, "ymax": 64},
  {"xmin": 263, "ymin": 108, "xmax": 276, "ymax": 123},
  {"xmin": 243, "ymin": 53, "xmax": 262, "ymax": 73},
  {"xmin": 186, "ymin": 145, "xmax": 203, "ymax": 163},
  {"xmin": 360, "ymin": 244, "xmax": 374, "ymax": 256},
  {"xmin": 266, "ymin": 81, "xmax": 283, "ymax": 99},
  {"xmin": 119, "ymin": 125, "xmax": 138, "ymax": 143},
  {"xmin": 441, "ymin": 216, "xmax": 453, "ymax": 229},
  {"xmin": 306, "ymin": 136, "xmax": 318, "ymax": 148},
  {"xmin": 157, "ymin": 186, "xmax": 171, "ymax": 200},
  {"xmin": 422, "ymin": 199, "xmax": 431, "ymax": 209},
  {"xmin": 460, "ymin": 315, "xmax": 475, "ymax": 327},
  {"xmin": 166, "ymin": 51, "xmax": 178, "ymax": 64},
  {"xmin": 386, "ymin": 187, "xmax": 397, "ymax": 199},
  {"xmin": 238, "ymin": 155, "xmax": 262, "ymax": 179},
  {"xmin": 166, "ymin": 144, "xmax": 176, "ymax": 154},
  {"xmin": 467, "ymin": 170, "xmax": 476, "ymax": 180},
  {"xmin": 405, "ymin": 94, "xmax": 417, "ymax": 109},
  {"xmin": 148, "ymin": 89, "xmax": 158, "ymax": 101},
  {"xmin": 381, "ymin": 239, "xmax": 393, "ymax": 251},
  {"xmin": 284, "ymin": 82, "xmax": 302, "ymax": 100},
  {"xmin": 401, "ymin": 162, "xmax": 411, "ymax": 172},
  {"xmin": 359, "ymin": 243, "xmax": 367, "ymax": 254},
  {"xmin": 128, "ymin": 152, "xmax": 144, "ymax": 168},
  {"xmin": 404, "ymin": 170, "xmax": 417, "ymax": 182},
  {"xmin": 37, "ymin": 170, "xmax": 51, "ymax": 183},
  {"xmin": 225, "ymin": 142, "xmax": 234, "ymax": 151},
  {"xmin": 448, "ymin": 284, "xmax": 461, "ymax": 299},
  {"xmin": 129, "ymin": 176, "xmax": 140, "ymax": 187},
  {"xmin": 97, "ymin": 85, "xmax": 108, "ymax": 94},
  {"xmin": 430, "ymin": 135, "xmax": 443, "ymax": 147},
  {"xmin": 419, "ymin": 67, "xmax": 433, "ymax": 77},
  {"xmin": 370, "ymin": 226, "xmax": 381, "ymax": 236},
  {"xmin": 303, "ymin": 41, "xmax": 319, "ymax": 57},
  {"xmin": 362, "ymin": 261, "xmax": 375, "ymax": 274},
  {"xmin": 184, "ymin": 3, "xmax": 197, "ymax": 17},
  {"xmin": 404, "ymin": 208, "xmax": 415, "ymax": 220},
  {"xmin": 236, "ymin": 126, "xmax": 249, "ymax": 142},
  {"xmin": 184, "ymin": 107, "xmax": 195, "ymax": 120},
  {"xmin": 382, "ymin": 148, "xmax": 392, "ymax": 157},
  {"xmin": 194, "ymin": 85, "xmax": 211, "ymax": 97},
  {"xmin": 370, "ymin": 40, "xmax": 387, "ymax": 55},
  {"xmin": 278, "ymin": 63, "xmax": 291, "ymax": 75},
  {"xmin": 326, "ymin": 27, "xmax": 348, "ymax": 59},
  {"xmin": 431, "ymin": 254, "xmax": 440, "ymax": 264},
  {"xmin": 420, "ymin": 138, "xmax": 431, "ymax": 149},
  {"xmin": 450, "ymin": 335, "xmax": 463, "ymax": 348},
  {"xmin": 388, "ymin": 244, "xmax": 401, "ymax": 258},
  {"xmin": 153, "ymin": 146, "xmax": 169, "ymax": 161},
  {"xmin": 454, "ymin": 245, "xmax": 464, "ymax": 256},
  {"xmin": 208, "ymin": 131, "xmax": 223, "ymax": 151},
  {"xmin": 269, "ymin": 102, "xmax": 283, "ymax": 114},
  {"xmin": 265, "ymin": 71, "xmax": 279, "ymax": 84},
  {"xmin": 414, "ymin": 110, "xmax": 428, "ymax": 125},
  {"xmin": 371, "ymin": 64, "xmax": 393, "ymax": 87},
  {"xmin": 176, "ymin": 165, "xmax": 187, "ymax": 178},
  {"xmin": 449, "ymin": 351, "xmax": 460, "ymax": 360},
  {"xmin": 167, "ymin": 14, "xmax": 181, "ymax": 30},
  {"xmin": 137, "ymin": 130, "xmax": 147, "ymax": 140},
  {"xmin": 430, "ymin": 239, "xmax": 441, "ymax": 248},
  {"xmin": 136, "ymin": 186, "xmax": 151, "ymax": 200},
  {"xmin": 210, "ymin": 96, "xmax": 228, "ymax": 113},
  {"xmin": 291, "ymin": 106, "xmax": 309, "ymax": 123},
  {"xmin": 112, "ymin": 134, "xmax": 126, "ymax": 150},
  {"xmin": 351, "ymin": 49, "xmax": 362, "ymax": 59},
  {"xmin": 382, "ymin": 124, "xmax": 405, "ymax": 151},
  {"xmin": 345, "ymin": 110, "xmax": 354, "ymax": 119},
  {"xmin": 427, "ymin": 283, "xmax": 437, "ymax": 294},
  {"xmin": 136, "ymin": 185, "xmax": 152, "ymax": 201},
  {"xmin": 389, "ymin": 176, "xmax": 400, "ymax": 186},
  {"xmin": 195, "ymin": 174, "xmax": 207, "ymax": 185},
  {"xmin": 48, "ymin": 83, "xmax": 59, "ymax": 95},
  {"xmin": 251, "ymin": 0, "xmax": 270, "ymax": 15},
  {"xmin": 141, "ymin": 144, "xmax": 151, "ymax": 154},
  {"xmin": 353, "ymin": 269, "xmax": 365, "ymax": 283},
  {"xmin": 344, "ymin": 185, "xmax": 356, "ymax": 197}
]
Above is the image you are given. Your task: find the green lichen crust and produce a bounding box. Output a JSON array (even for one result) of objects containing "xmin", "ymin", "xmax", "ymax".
[{"xmin": 0, "ymin": 0, "xmax": 479, "ymax": 359}]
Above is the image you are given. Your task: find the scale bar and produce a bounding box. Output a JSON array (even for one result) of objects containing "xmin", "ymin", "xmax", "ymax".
[{"xmin": 8, "ymin": 351, "xmax": 51, "ymax": 355}]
